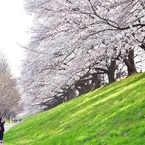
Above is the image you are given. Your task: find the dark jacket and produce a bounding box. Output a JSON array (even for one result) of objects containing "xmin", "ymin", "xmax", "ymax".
[{"xmin": 0, "ymin": 121, "xmax": 5, "ymax": 132}]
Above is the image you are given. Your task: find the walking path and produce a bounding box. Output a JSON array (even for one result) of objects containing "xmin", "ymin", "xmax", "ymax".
[{"xmin": 5, "ymin": 123, "xmax": 17, "ymax": 132}]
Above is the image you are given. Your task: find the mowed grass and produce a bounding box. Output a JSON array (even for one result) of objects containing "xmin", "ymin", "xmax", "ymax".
[{"xmin": 5, "ymin": 72, "xmax": 145, "ymax": 145}]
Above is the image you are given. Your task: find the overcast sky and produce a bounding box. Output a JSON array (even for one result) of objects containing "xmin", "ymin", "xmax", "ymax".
[{"xmin": 0, "ymin": 0, "xmax": 33, "ymax": 78}]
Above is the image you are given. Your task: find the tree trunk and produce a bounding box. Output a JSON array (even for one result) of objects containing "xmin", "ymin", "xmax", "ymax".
[
  {"xmin": 124, "ymin": 49, "xmax": 137, "ymax": 76},
  {"xmin": 107, "ymin": 59, "xmax": 117, "ymax": 83},
  {"xmin": 91, "ymin": 73, "xmax": 102, "ymax": 90}
]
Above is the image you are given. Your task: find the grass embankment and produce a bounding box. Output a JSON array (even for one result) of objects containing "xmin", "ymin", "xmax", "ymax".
[{"xmin": 5, "ymin": 72, "xmax": 145, "ymax": 145}]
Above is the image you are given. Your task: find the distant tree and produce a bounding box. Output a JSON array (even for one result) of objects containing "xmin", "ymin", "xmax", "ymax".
[
  {"xmin": 0, "ymin": 52, "xmax": 10, "ymax": 75},
  {"xmin": 0, "ymin": 52, "xmax": 21, "ymax": 120}
]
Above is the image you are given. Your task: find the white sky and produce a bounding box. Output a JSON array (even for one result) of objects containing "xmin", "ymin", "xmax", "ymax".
[{"xmin": 0, "ymin": 0, "xmax": 33, "ymax": 78}]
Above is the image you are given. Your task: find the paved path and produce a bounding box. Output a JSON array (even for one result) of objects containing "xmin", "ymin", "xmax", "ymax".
[{"xmin": 5, "ymin": 123, "xmax": 17, "ymax": 132}]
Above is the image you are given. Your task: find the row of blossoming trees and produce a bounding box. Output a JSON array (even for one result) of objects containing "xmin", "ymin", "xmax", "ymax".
[
  {"xmin": 19, "ymin": 0, "xmax": 145, "ymax": 114},
  {"xmin": 0, "ymin": 53, "xmax": 21, "ymax": 120}
]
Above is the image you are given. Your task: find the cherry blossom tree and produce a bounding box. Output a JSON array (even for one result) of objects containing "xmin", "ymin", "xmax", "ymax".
[{"xmin": 20, "ymin": 0, "xmax": 145, "ymax": 113}]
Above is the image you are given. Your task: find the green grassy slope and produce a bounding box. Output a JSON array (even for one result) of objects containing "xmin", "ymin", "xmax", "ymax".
[{"xmin": 5, "ymin": 72, "xmax": 145, "ymax": 145}]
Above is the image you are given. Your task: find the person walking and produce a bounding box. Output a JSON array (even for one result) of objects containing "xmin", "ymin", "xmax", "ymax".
[{"xmin": 0, "ymin": 116, "xmax": 5, "ymax": 143}]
